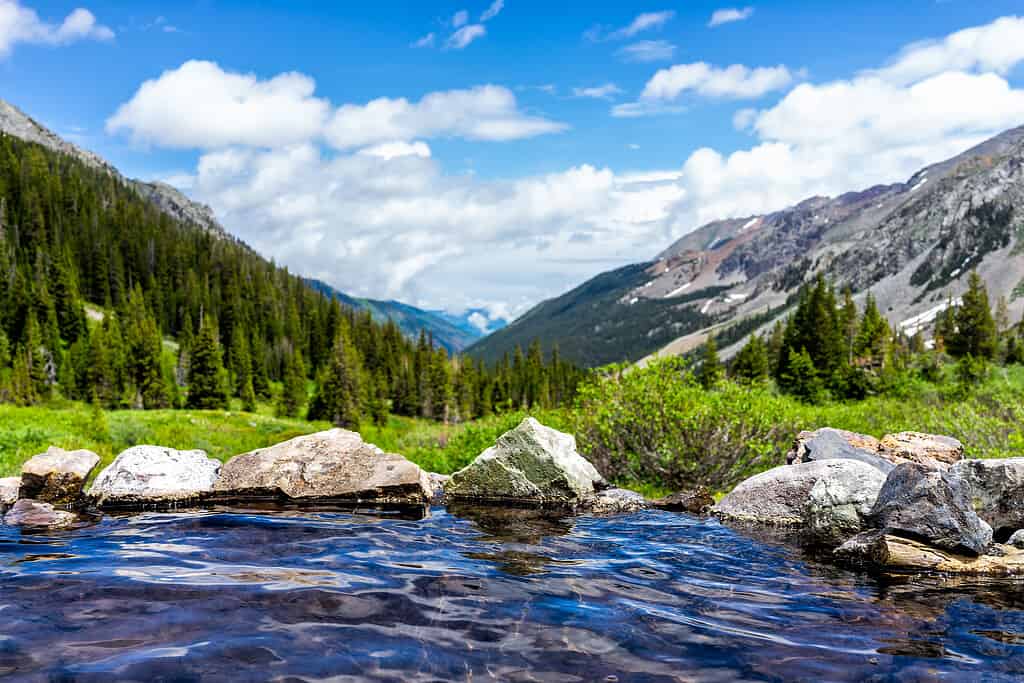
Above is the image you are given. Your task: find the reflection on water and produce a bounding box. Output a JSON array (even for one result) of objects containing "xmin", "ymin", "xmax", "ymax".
[{"xmin": 2, "ymin": 506, "xmax": 1024, "ymax": 681}]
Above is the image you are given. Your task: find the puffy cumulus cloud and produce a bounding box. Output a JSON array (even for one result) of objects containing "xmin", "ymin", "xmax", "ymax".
[
  {"xmin": 616, "ymin": 39, "xmax": 676, "ymax": 63},
  {"xmin": 106, "ymin": 60, "xmax": 330, "ymax": 148},
  {"xmin": 357, "ymin": 140, "xmax": 432, "ymax": 160},
  {"xmin": 0, "ymin": 1, "xmax": 113, "ymax": 57},
  {"xmin": 445, "ymin": 23, "xmax": 485, "ymax": 49},
  {"xmin": 325, "ymin": 85, "xmax": 567, "ymax": 149},
  {"xmin": 708, "ymin": 7, "xmax": 754, "ymax": 28},
  {"xmin": 642, "ymin": 62, "xmax": 794, "ymax": 100}
]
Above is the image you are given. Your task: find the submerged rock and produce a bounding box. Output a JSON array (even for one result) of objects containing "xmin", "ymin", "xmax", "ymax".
[
  {"xmin": 89, "ymin": 446, "xmax": 221, "ymax": 506},
  {"xmin": 651, "ymin": 488, "xmax": 715, "ymax": 514},
  {"xmin": 804, "ymin": 463, "xmax": 886, "ymax": 544},
  {"xmin": 0, "ymin": 477, "xmax": 19, "ymax": 508},
  {"xmin": 215, "ymin": 429, "xmax": 430, "ymax": 505},
  {"xmin": 19, "ymin": 447, "xmax": 100, "ymax": 504},
  {"xmin": 715, "ymin": 460, "xmax": 881, "ymax": 527},
  {"xmin": 446, "ymin": 418, "xmax": 606, "ymax": 506},
  {"xmin": 878, "ymin": 432, "xmax": 964, "ymax": 469},
  {"xmin": 3, "ymin": 499, "xmax": 77, "ymax": 528},
  {"xmin": 867, "ymin": 463, "xmax": 992, "ymax": 556},
  {"xmin": 951, "ymin": 458, "xmax": 1024, "ymax": 536},
  {"xmin": 787, "ymin": 428, "xmax": 891, "ymax": 473},
  {"xmin": 586, "ymin": 488, "xmax": 648, "ymax": 514},
  {"xmin": 836, "ymin": 531, "xmax": 1024, "ymax": 575}
]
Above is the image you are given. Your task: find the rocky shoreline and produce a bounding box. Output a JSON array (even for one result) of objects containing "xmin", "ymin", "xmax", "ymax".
[{"xmin": 3, "ymin": 419, "xmax": 1020, "ymax": 577}]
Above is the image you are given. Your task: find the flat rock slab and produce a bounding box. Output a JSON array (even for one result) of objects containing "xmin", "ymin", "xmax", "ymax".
[
  {"xmin": 0, "ymin": 477, "xmax": 19, "ymax": 508},
  {"xmin": 214, "ymin": 429, "xmax": 430, "ymax": 505},
  {"xmin": 89, "ymin": 446, "xmax": 221, "ymax": 507},
  {"xmin": 651, "ymin": 488, "xmax": 715, "ymax": 514},
  {"xmin": 836, "ymin": 531, "xmax": 1024, "ymax": 575},
  {"xmin": 879, "ymin": 432, "xmax": 964, "ymax": 469},
  {"xmin": 446, "ymin": 417, "xmax": 605, "ymax": 505},
  {"xmin": 952, "ymin": 458, "xmax": 1024, "ymax": 535},
  {"xmin": 20, "ymin": 447, "xmax": 100, "ymax": 504},
  {"xmin": 3, "ymin": 499, "xmax": 77, "ymax": 528}
]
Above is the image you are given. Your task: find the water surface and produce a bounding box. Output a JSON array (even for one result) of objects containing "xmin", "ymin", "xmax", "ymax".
[{"xmin": 2, "ymin": 506, "xmax": 1024, "ymax": 681}]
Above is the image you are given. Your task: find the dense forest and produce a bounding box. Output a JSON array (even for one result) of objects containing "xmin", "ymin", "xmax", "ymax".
[{"xmin": 0, "ymin": 133, "xmax": 583, "ymax": 426}]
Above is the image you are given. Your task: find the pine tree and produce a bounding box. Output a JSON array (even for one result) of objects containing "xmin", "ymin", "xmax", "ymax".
[
  {"xmin": 854, "ymin": 294, "xmax": 890, "ymax": 368},
  {"xmin": 697, "ymin": 336, "xmax": 724, "ymax": 389},
  {"xmin": 124, "ymin": 287, "xmax": 169, "ymax": 409},
  {"xmin": 308, "ymin": 323, "xmax": 363, "ymax": 428},
  {"xmin": 782, "ymin": 347, "xmax": 824, "ymax": 403},
  {"xmin": 277, "ymin": 349, "xmax": 307, "ymax": 418},
  {"xmin": 838, "ymin": 288, "xmax": 858, "ymax": 362},
  {"xmin": 949, "ymin": 272, "xmax": 998, "ymax": 360},
  {"xmin": 187, "ymin": 316, "xmax": 230, "ymax": 410},
  {"xmin": 229, "ymin": 326, "xmax": 253, "ymax": 398},
  {"xmin": 731, "ymin": 334, "xmax": 769, "ymax": 384},
  {"xmin": 368, "ymin": 370, "xmax": 389, "ymax": 427}
]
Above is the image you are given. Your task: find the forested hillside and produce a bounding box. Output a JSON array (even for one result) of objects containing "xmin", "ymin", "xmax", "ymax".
[{"xmin": 0, "ymin": 133, "xmax": 582, "ymax": 424}]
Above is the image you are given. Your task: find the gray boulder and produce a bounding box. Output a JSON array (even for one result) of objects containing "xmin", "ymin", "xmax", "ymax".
[
  {"xmin": 446, "ymin": 418, "xmax": 606, "ymax": 505},
  {"xmin": 651, "ymin": 488, "xmax": 716, "ymax": 514},
  {"xmin": 804, "ymin": 462, "xmax": 887, "ymax": 544},
  {"xmin": 715, "ymin": 459, "xmax": 882, "ymax": 527},
  {"xmin": 951, "ymin": 458, "xmax": 1024, "ymax": 535},
  {"xmin": 19, "ymin": 447, "xmax": 100, "ymax": 504},
  {"xmin": 3, "ymin": 499, "xmax": 77, "ymax": 528},
  {"xmin": 214, "ymin": 429, "xmax": 430, "ymax": 505},
  {"xmin": 879, "ymin": 432, "xmax": 964, "ymax": 469},
  {"xmin": 1010, "ymin": 530, "xmax": 1024, "ymax": 550},
  {"xmin": 89, "ymin": 446, "xmax": 221, "ymax": 506},
  {"xmin": 867, "ymin": 462, "xmax": 992, "ymax": 556},
  {"xmin": 0, "ymin": 477, "xmax": 19, "ymax": 508},
  {"xmin": 786, "ymin": 428, "xmax": 894, "ymax": 474},
  {"xmin": 586, "ymin": 488, "xmax": 648, "ymax": 514}
]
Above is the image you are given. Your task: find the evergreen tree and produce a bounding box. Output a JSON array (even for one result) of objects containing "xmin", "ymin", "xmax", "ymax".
[
  {"xmin": 187, "ymin": 316, "xmax": 230, "ymax": 410},
  {"xmin": 308, "ymin": 322, "xmax": 363, "ymax": 428},
  {"xmin": 781, "ymin": 347, "xmax": 824, "ymax": 404},
  {"xmin": 123, "ymin": 287, "xmax": 169, "ymax": 409},
  {"xmin": 949, "ymin": 272, "xmax": 998, "ymax": 360},
  {"xmin": 697, "ymin": 336, "xmax": 724, "ymax": 389},
  {"xmin": 277, "ymin": 349, "xmax": 307, "ymax": 418},
  {"xmin": 853, "ymin": 294, "xmax": 890, "ymax": 368},
  {"xmin": 730, "ymin": 334, "xmax": 769, "ymax": 384}
]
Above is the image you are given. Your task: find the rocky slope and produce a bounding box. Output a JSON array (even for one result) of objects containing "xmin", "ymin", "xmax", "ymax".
[{"xmin": 470, "ymin": 126, "xmax": 1024, "ymax": 367}]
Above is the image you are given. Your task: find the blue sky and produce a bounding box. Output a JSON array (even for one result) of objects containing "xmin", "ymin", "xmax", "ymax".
[{"xmin": 4, "ymin": 1, "xmax": 1024, "ymax": 323}]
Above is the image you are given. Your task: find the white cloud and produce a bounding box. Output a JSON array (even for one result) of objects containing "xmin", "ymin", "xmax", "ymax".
[
  {"xmin": 357, "ymin": 140, "xmax": 432, "ymax": 160},
  {"xmin": 0, "ymin": 1, "xmax": 113, "ymax": 57},
  {"xmin": 467, "ymin": 311, "xmax": 492, "ymax": 333},
  {"xmin": 616, "ymin": 40, "xmax": 676, "ymax": 63},
  {"xmin": 106, "ymin": 60, "xmax": 330, "ymax": 148},
  {"xmin": 573, "ymin": 83, "xmax": 623, "ymax": 100},
  {"xmin": 708, "ymin": 7, "xmax": 754, "ymax": 28},
  {"xmin": 411, "ymin": 32, "xmax": 435, "ymax": 48},
  {"xmin": 481, "ymin": 0, "xmax": 504, "ymax": 22},
  {"xmin": 446, "ymin": 23, "xmax": 485, "ymax": 49},
  {"xmin": 452, "ymin": 10, "xmax": 469, "ymax": 28},
  {"xmin": 642, "ymin": 62, "xmax": 794, "ymax": 100},
  {"xmin": 587, "ymin": 10, "xmax": 675, "ymax": 42}
]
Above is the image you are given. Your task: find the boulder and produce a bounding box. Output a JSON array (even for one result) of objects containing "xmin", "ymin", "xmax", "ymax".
[
  {"xmin": 3, "ymin": 499, "xmax": 77, "ymax": 528},
  {"xmin": 804, "ymin": 463, "xmax": 887, "ymax": 544},
  {"xmin": 879, "ymin": 432, "xmax": 964, "ymax": 469},
  {"xmin": 586, "ymin": 488, "xmax": 648, "ymax": 514},
  {"xmin": 836, "ymin": 531, "xmax": 1024, "ymax": 575},
  {"xmin": 867, "ymin": 462, "xmax": 992, "ymax": 556},
  {"xmin": 19, "ymin": 446, "xmax": 100, "ymax": 504},
  {"xmin": 1010, "ymin": 530, "xmax": 1024, "ymax": 550},
  {"xmin": 89, "ymin": 446, "xmax": 221, "ymax": 506},
  {"xmin": 651, "ymin": 488, "xmax": 716, "ymax": 514},
  {"xmin": 951, "ymin": 458, "xmax": 1024, "ymax": 536},
  {"xmin": 0, "ymin": 477, "xmax": 19, "ymax": 508},
  {"xmin": 715, "ymin": 459, "xmax": 882, "ymax": 527},
  {"xmin": 214, "ymin": 429, "xmax": 430, "ymax": 505},
  {"xmin": 786, "ymin": 428, "xmax": 894, "ymax": 474},
  {"xmin": 446, "ymin": 418, "xmax": 606, "ymax": 505}
]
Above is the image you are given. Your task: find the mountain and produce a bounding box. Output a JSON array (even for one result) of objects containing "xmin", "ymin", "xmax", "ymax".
[
  {"xmin": 469, "ymin": 126, "xmax": 1024, "ymax": 367},
  {"xmin": 0, "ymin": 98, "xmax": 489, "ymax": 351},
  {"xmin": 306, "ymin": 279, "xmax": 494, "ymax": 353}
]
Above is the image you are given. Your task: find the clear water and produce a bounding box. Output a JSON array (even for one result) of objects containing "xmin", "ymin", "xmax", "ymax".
[{"xmin": 3, "ymin": 505, "xmax": 1024, "ymax": 681}]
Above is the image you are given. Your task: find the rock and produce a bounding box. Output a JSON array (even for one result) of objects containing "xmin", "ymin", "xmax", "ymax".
[
  {"xmin": 89, "ymin": 446, "xmax": 221, "ymax": 506},
  {"xmin": 446, "ymin": 418, "xmax": 606, "ymax": 505},
  {"xmin": 950, "ymin": 458, "xmax": 1024, "ymax": 536},
  {"xmin": 715, "ymin": 460, "xmax": 882, "ymax": 527},
  {"xmin": 651, "ymin": 488, "xmax": 716, "ymax": 514},
  {"xmin": 19, "ymin": 446, "xmax": 100, "ymax": 504},
  {"xmin": 879, "ymin": 432, "xmax": 964, "ymax": 469},
  {"xmin": 0, "ymin": 477, "xmax": 19, "ymax": 508},
  {"xmin": 1010, "ymin": 530, "xmax": 1024, "ymax": 550},
  {"xmin": 786, "ymin": 428, "xmax": 894, "ymax": 474},
  {"xmin": 427, "ymin": 473, "xmax": 450, "ymax": 505},
  {"xmin": 214, "ymin": 429, "xmax": 430, "ymax": 505},
  {"xmin": 586, "ymin": 488, "xmax": 648, "ymax": 514},
  {"xmin": 836, "ymin": 531, "xmax": 1024, "ymax": 575},
  {"xmin": 3, "ymin": 499, "xmax": 77, "ymax": 528},
  {"xmin": 804, "ymin": 463, "xmax": 887, "ymax": 544},
  {"xmin": 867, "ymin": 463, "xmax": 992, "ymax": 556}
]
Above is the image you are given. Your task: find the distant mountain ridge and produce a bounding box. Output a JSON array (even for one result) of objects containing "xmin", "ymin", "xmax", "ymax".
[
  {"xmin": 469, "ymin": 125, "xmax": 1024, "ymax": 367},
  {"xmin": 0, "ymin": 97, "xmax": 491, "ymax": 351}
]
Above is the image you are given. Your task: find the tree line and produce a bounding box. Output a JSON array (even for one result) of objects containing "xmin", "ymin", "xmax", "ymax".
[
  {"xmin": 0, "ymin": 133, "xmax": 583, "ymax": 425},
  {"xmin": 696, "ymin": 271, "xmax": 1022, "ymax": 401}
]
